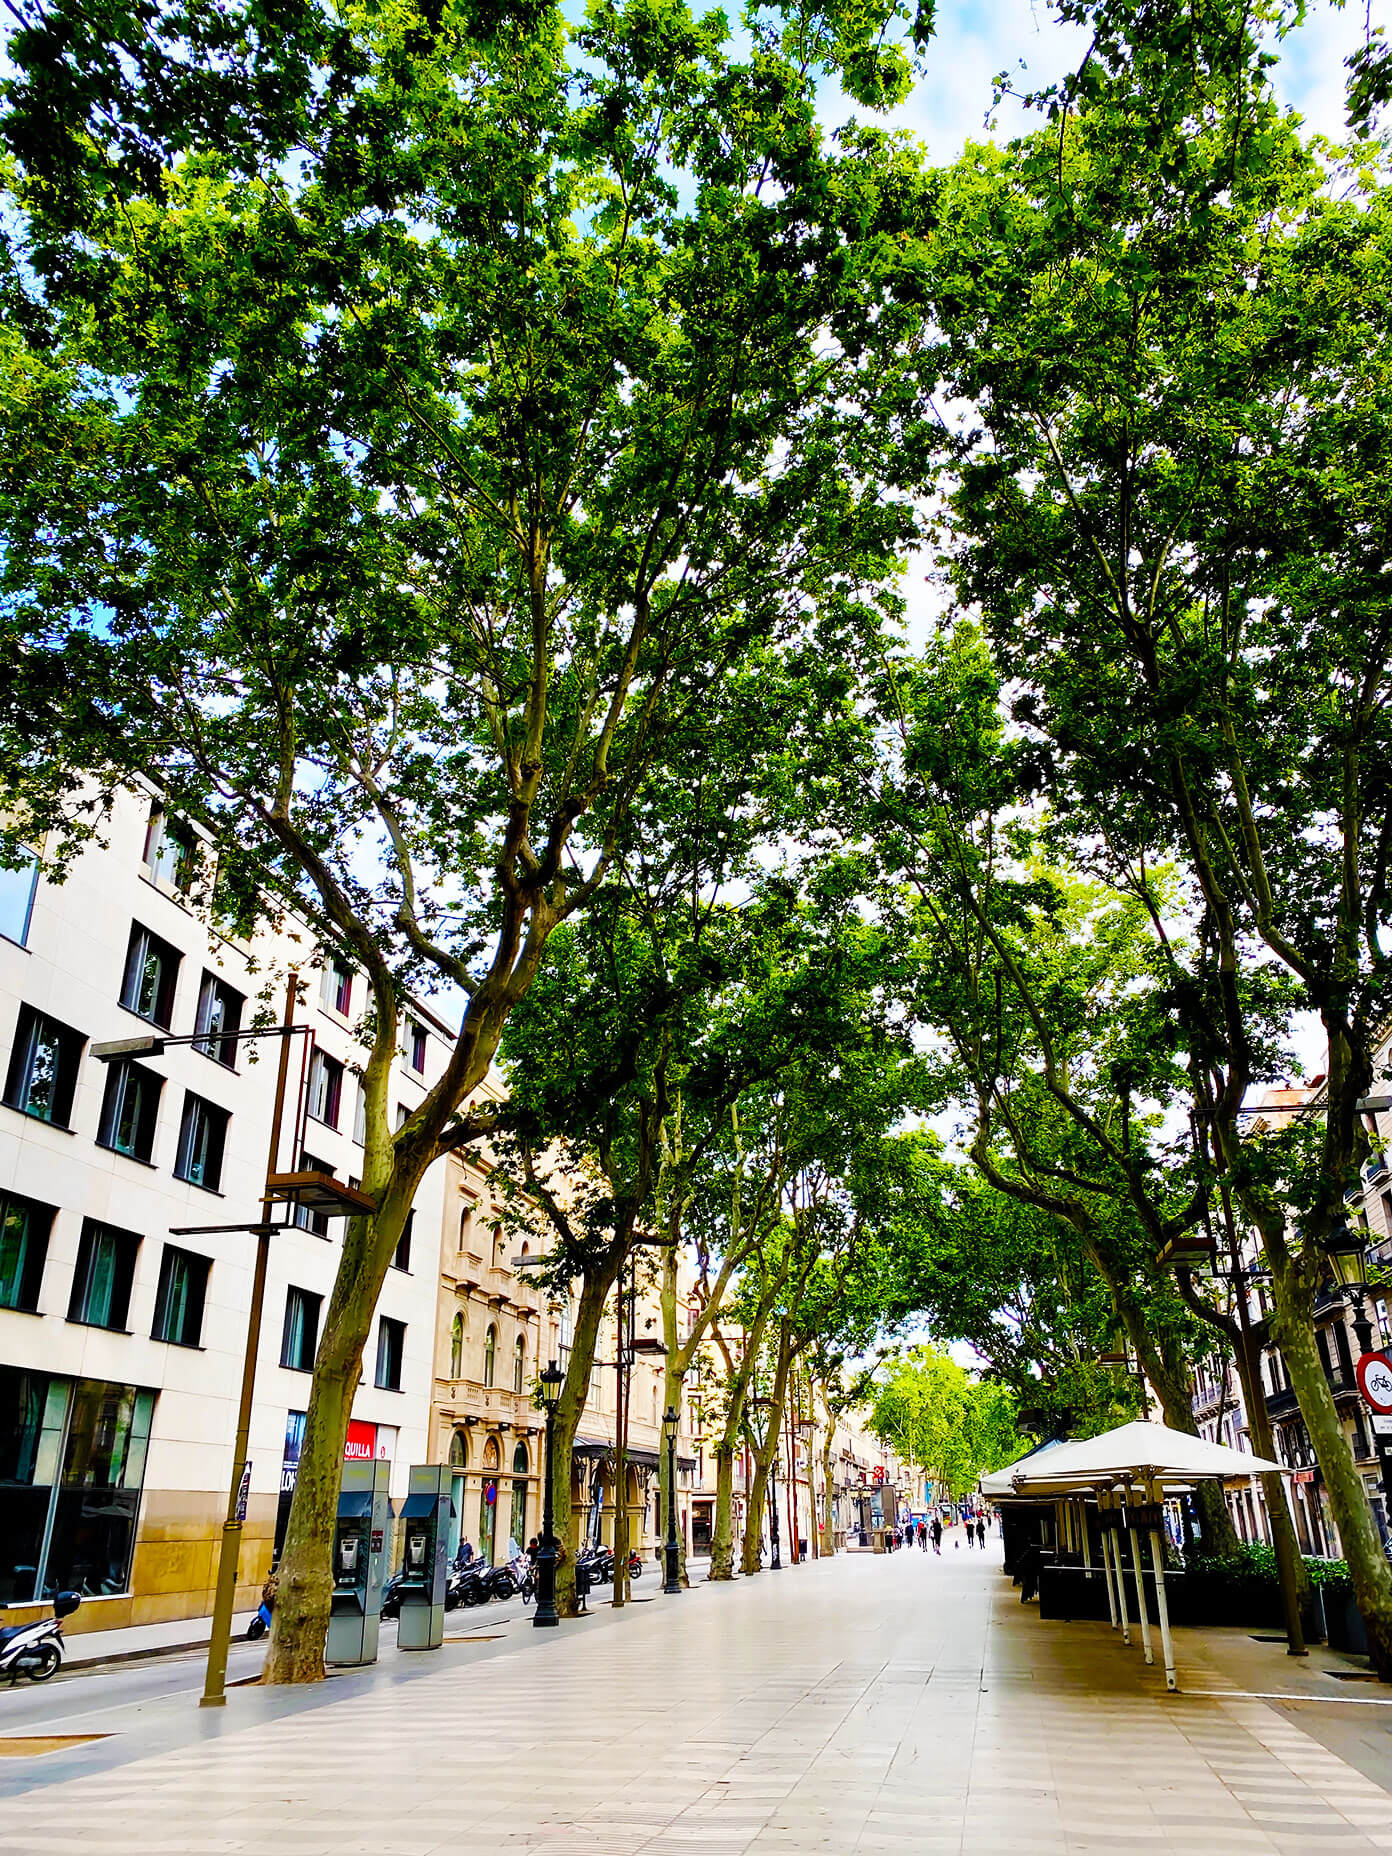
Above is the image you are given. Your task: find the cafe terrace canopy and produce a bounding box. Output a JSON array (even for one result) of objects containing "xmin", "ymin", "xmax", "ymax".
[
  {"xmin": 1000, "ymin": 1419, "xmax": 1286, "ymax": 1693},
  {"xmin": 1007, "ymin": 1419, "xmax": 1284, "ymax": 1495}
]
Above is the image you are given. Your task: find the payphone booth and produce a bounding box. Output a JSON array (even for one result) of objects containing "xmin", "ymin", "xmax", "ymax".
[
  {"xmin": 397, "ymin": 1463, "xmax": 451, "ymax": 1651},
  {"xmin": 326, "ymin": 1458, "xmax": 391, "ymax": 1666}
]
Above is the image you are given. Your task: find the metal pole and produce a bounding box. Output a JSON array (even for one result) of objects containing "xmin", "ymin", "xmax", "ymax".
[
  {"xmin": 1149, "ymin": 1526, "xmax": 1177, "ymax": 1691},
  {"xmin": 1127, "ymin": 1521, "xmax": 1153, "ymax": 1665},
  {"xmin": 201, "ymin": 972, "xmax": 298, "ymax": 1708},
  {"xmin": 663, "ymin": 1418, "xmax": 680, "ymax": 1594},
  {"xmin": 1098, "ymin": 1524, "xmax": 1119, "ymax": 1630},
  {"xmin": 534, "ymin": 1391, "xmax": 559, "ymax": 1628},
  {"xmin": 612, "ymin": 1263, "xmax": 629, "ymax": 1608}
]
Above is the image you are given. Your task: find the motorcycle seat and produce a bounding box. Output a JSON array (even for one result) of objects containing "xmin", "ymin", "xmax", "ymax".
[{"xmin": 0, "ymin": 1624, "xmax": 30, "ymax": 1648}]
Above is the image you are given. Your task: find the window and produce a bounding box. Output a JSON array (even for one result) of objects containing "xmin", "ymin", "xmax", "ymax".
[
  {"xmin": 194, "ymin": 971, "xmax": 243, "ymax": 1068},
  {"xmin": 375, "ymin": 1315, "xmax": 405, "ymax": 1391},
  {"xmin": 0, "ymin": 1371, "xmax": 154, "ymax": 1604},
  {"xmin": 4, "ymin": 1004, "xmax": 84, "ymax": 1126},
  {"xmin": 97, "ymin": 1058, "xmax": 163, "ymax": 1163},
  {"xmin": 558, "ymin": 1300, "xmax": 573, "ymax": 1372},
  {"xmin": 320, "ymin": 957, "xmax": 353, "ymax": 1017},
  {"xmin": 458, "ymin": 1200, "xmax": 475, "ymax": 1252},
  {"xmin": 0, "ymin": 848, "xmax": 39, "ymax": 947},
  {"xmin": 449, "ymin": 1312, "xmax": 464, "ymax": 1379},
  {"xmin": 296, "ymin": 1152, "xmax": 334, "ymax": 1236},
  {"xmin": 508, "ymin": 1440, "xmax": 529, "ymax": 1559},
  {"xmin": 483, "ymin": 1323, "xmax": 497, "ymax": 1387},
  {"xmin": 491, "ymin": 1222, "xmax": 505, "ymax": 1270},
  {"xmin": 68, "ymin": 1220, "xmax": 140, "ymax": 1331},
  {"xmin": 449, "ymin": 1428, "xmax": 466, "ymax": 1468},
  {"xmin": 152, "ymin": 1245, "xmax": 210, "ymax": 1347},
  {"xmin": 121, "ymin": 923, "xmax": 181, "ymax": 1029},
  {"xmin": 142, "ymin": 803, "xmax": 198, "ymax": 890},
  {"xmin": 392, "ymin": 1209, "xmax": 413, "ymax": 1273},
  {"xmin": 352, "ymin": 1081, "xmax": 367, "ymax": 1145},
  {"xmin": 409, "ymin": 1022, "xmax": 428, "ymax": 1073},
  {"xmin": 174, "ymin": 1093, "xmax": 228, "ymax": 1191},
  {"xmin": 0, "ymin": 1191, "xmax": 53, "ymax": 1313},
  {"xmin": 307, "ymin": 1048, "xmax": 343, "ymax": 1129},
  {"xmin": 280, "ymin": 1286, "xmax": 321, "ymax": 1371},
  {"xmin": 514, "ymin": 1333, "xmax": 526, "ymax": 1393}
]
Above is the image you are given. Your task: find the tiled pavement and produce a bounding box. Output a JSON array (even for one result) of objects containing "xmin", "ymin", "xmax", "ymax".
[{"xmin": 1, "ymin": 1546, "xmax": 1390, "ymax": 1854}]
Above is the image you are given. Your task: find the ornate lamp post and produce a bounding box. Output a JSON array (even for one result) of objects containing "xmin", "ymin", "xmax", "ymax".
[
  {"xmin": 534, "ymin": 1360, "xmax": 565, "ymax": 1628},
  {"xmin": 662, "ymin": 1405, "xmax": 681, "ymax": 1594},
  {"xmin": 1324, "ymin": 1221, "xmax": 1373, "ymax": 1351}
]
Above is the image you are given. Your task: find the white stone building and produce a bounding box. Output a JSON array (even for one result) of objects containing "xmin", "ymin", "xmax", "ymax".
[{"xmin": 0, "ymin": 784, "xmax": 452, "ymax": 1633}]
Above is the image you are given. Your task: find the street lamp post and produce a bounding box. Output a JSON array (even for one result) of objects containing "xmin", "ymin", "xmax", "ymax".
[
  {"xmin": 662, "ymin": 1405, "xmax": 681, "ymax": 1595},
  {"xmin": 1323, "ymin": 1222, "xmax": 1392, "ymax": 1522},
  {"xmin": 767, "ymin": 1450, "xmax": 782, "ymax": 1570},
  {"xmin": 535, "ymin": 1360, "xmax": 565, "ymax": 1628}
]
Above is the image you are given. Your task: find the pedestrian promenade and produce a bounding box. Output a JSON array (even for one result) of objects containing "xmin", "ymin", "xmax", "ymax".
[{"xmin": 1, "ymin": 1545, "xmax": 1389, "ymax": 1854}]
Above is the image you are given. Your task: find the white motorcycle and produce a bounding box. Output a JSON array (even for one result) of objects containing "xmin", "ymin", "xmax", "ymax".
[{"xmin": 0, "ymin": 1591, "xmax": 81, "ymax": 1684}]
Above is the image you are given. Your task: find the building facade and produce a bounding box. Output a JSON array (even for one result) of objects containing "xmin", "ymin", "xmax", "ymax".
[{"xmin": 0, "ymin": 786, "xmax": 452, "ymax": 1633}]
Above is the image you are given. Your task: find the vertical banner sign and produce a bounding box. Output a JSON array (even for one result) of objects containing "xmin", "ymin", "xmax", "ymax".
[{"xmin": 235, "ymin": 1460, "xmax": 252, "ymax": 1523}]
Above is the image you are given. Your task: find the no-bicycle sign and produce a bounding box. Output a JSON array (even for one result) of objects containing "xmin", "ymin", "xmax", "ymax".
[{"xmin": 1355, "ymin": 1349, "xmax": 1392, "ymax": 1415}]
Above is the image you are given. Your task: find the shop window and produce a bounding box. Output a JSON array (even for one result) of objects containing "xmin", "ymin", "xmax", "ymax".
[
  {"xmin": 392, "ymin": 1209, "xmax": 413, "ymax": 1272},
  {"xmin": 0, "ymin": 847, "xmax": 39, "ymax": 948},
  {"xmin": 174, "ymin": 1092, "xmax": 228, "ymax": 1192},
  {"xmin": 67, "ymin": 1220, "xmax": 140, "ymax": 1331},
  {"xmin": 194, "ymin": 971, "xmax": 243, "ymax": 1068},
  {"xmin": 307, "ymin": 1048, "xmax": 343, "ymax": 1130},
  {"xmin": 152, "ymin": 1245, "xmax": 210, "ymax": 1347},
  {"xmin": 320, "ymin": 956, "xmax": 353, "ymax": 1017},
  {"xmin": 4, "ymin": 1003, "xmax": 84, "ymax": 1127},
  {"xmin": 450, "ymin": 1312, "xmax": 464, "ymax": 1379},
  {"xmin": 508, "ymin": 1440, "xmax": 529, "ymax": 1558},
  {"xmin": 483, "ymin": 1323, "xmax": 497, "ymax": 1387},
  {"xmin": 514, "ymin": 1333, "xmax": 525, "ymax": 1393},
  {"xmin": 120, "ymin": 922, "xmax": 181, "ymax": 1029},
  {"xmin": 281, "ymin": 1286, "xmax": 321, "ymax": 1372},
  {"xmin": 45, "ymin": 1379, "xmax": 155, "ymax": 1598},
  {"xmin": 97, "ymin": 1058, "xmax": 163, "ymax": 1163},
  {"xmin": 0, "ymin": 1190, "xmax": 53, "ymax": 1313},
  {"xmin": 375, "ymin": 1315, "xmax": 405, "ymax": 1391}
]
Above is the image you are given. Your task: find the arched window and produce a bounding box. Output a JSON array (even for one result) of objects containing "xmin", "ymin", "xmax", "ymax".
[
  {"xmin": 491, "ymin": 1222, "xmax": 504, "ymax": 1269},
  {"xmin": 480, "ymin": 1435, "xmax": 500, "ymax": 1564},
  {"xmin": 449, "ymin": 1429, "xmax": 467, "ymax": 1468},
  {"xmin": 450, "ymin": 1312, "xmax": 464, "ymax": 1380},
  {"xmin": 458, "ymin": 1202, "xmax": 474, "ymax": 1252},
  {"xmin": 509, "ymin": 1441, "xmax": 529, "ymax": 1559},
  {"xmin": 483, "ymin": 1323, "xmax": 497, "ymax": 1387},
  {"xmin": 513, "ymin": 1334, "xmax": 526, "ymax": 1393}
]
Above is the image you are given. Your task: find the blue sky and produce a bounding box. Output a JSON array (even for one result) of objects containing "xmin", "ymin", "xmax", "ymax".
[{"xmin": 872, "ymin": 0, "xmax": 1387, "ymax": 155}]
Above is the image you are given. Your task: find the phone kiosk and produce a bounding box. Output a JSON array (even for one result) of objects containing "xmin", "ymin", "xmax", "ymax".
[
  {"xmin": 396, "ymin": 1464, "xmax": 451, "ymax": 1651},
  {"xmin": 326, "ymin": 1458, "xmax": 391, "ymax": 1666}
]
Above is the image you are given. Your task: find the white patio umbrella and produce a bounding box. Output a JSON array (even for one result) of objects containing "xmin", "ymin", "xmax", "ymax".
[
  {"xmin": 1008, "ymin": 1419, "xmax": 1285, "ymax": 1691},
  {"xmin": 979, "ymin": 1436, "xmax": 1069, "ymax": 1499}
]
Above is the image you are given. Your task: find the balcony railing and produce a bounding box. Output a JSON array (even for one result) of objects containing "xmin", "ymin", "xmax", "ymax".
[{"xmin": 1265, "ymin": 1385, "xmax": 1301, "ymax": 1419}]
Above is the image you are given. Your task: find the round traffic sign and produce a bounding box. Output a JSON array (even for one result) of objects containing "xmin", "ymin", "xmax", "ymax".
[{"xmin": 1355, "ymin": 1350, "xmax": 1392, "ymax": 1414}]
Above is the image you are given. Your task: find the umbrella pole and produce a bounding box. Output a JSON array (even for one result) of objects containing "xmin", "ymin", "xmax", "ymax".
[
  {"xmin": 1127, "ymin": 1523, "xmax": 1153, "ymax": 1665},
  {"xmin": 1108, "ymin": 1528, "xmax": 1129, "ymax": 1644},
  {"xmin": 1149, "ymin": 1526, "xmax": 1177, "ymax": 1692},
  {"xmin": 1080, "ymin": 1502, "xmax": 1092, "ymax": 1569},
  {"xmin": 1099, "ymin": 1524, "xmax": 1118, "ymax": 1629}
]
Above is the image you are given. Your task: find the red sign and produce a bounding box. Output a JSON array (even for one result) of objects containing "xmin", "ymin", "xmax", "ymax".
[
  {"xmin": 872, "ymin": 1466, "xmax": 886, "ymax": 1485},
  {"xmin": 344, "ymin": 1420, "xmax": 377, "ymax": 1460},
  {"xmin": 1356, "ymin": 1350, "xmax": 1392, "ymax": 1415}
]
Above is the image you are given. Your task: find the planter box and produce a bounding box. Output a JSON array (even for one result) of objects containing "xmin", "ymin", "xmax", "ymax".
[{"xmin": 1324, "ymin": 1590, "xmax": 1369, "ymax": 1656}]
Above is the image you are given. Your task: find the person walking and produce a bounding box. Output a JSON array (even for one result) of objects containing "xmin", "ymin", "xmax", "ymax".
[
  {"xmin": 930, "ymin": 1517, "xmax": 942, "ymax": 1555},
  {"xmin": 975, "ymin": 1515, "xmax": 986, "ymax": 1551},
  {"xmin": 918, "ymin": 1521, "xmax": 927, "ymax": 1551}
]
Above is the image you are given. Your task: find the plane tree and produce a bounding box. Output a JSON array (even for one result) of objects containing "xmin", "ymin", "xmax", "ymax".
[{"xmin": 0, "ymin": 0, "xmax": 935, "ymax": 1679}]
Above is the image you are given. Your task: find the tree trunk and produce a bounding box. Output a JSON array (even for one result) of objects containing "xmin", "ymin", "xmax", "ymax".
[
  {"xmin": 1111, "ymin": 1279, "xmax": 1243, "ymax": 1556},
  {"xmin": 740, "ymin": 1449, "xmax": 769, "ymax": 1576},
  {"xmin": 1231, "ymin": 1331, "xmax": 1311, "ymax": 1651},
  {"xmin": 1271, "ymin": 1265, "xmax": 1392, "ymax": 1679},
  {"xmin": 550, "ymin": 1262, "xmax": 620, "ymax": 1617},
  {"xmin": 710, "ymin": 1441, "xmax": 738, "ymax": 1580},
  {"xmin": 265, "ymin": 1184, "xmax": 416, "ymax": 1684}
]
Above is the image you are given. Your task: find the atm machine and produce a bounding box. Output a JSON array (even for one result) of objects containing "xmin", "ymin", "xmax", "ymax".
[
  {"xmin": 396, "ymin": 1464, "xmax": 451, "ymax": 1651},
  {"xmin": 326, "ymin": 1458, "xmax": 392, "ymax": 1666}
]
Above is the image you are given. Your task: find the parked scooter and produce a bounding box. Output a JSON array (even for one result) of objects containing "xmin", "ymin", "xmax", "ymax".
[{"xmin": 0, "ymin": 1591, "xmax": 81, "ymax": 1683}]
